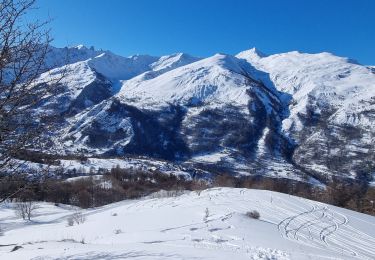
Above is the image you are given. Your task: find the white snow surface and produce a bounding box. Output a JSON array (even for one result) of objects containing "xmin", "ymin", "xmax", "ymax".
[
  {"xmin": 40, "ymin": 61, "xmax": 97, "ymax": 95},
  {"xmin": 88, "ymin": 53, "xmax": 159, "ymax": 81},
  {"xmin": 1, "ymin": 188, "xmax": 374, "ymax": 260},
  {"xmin": 150, "ymin": 53, "xmax": 201, "ymax": 72},
  {"xmin": 118, "ymin": 54, "xmax": 258, "ymax": 107}
]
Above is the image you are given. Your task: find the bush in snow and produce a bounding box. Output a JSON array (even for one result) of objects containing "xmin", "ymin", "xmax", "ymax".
[
  {"xmin": 15, "ymin": 201, "xmax": 38, "ymax": 221},
  {"xmin": 114, "ymin": 229, "xmax": 122, "ymax": 234},
  {"xmin": 246, "ymin": 210, "xmax": 260, "ymax": 219},
  {"xmin": 204, "ymin": 207, "xmax": 210, "ymax": 222},
  {"xmin": 67, "ymin": 211, "xmax": 86, "ymax": 226},
  {"xmin": 73, "ymin": 211, "xmax": 86, "ymax": 224},
  {"xmin": 67, "ymin": 216, "xmax": 75, "ymax": 226}
]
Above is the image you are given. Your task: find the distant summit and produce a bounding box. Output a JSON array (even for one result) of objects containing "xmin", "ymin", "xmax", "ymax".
[{"xmin": 236, "ymin": 47, "xmax": 268, "ymax": 61}]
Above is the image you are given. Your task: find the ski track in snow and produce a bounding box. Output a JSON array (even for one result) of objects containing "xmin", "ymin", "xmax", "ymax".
[
  {"xmin": 191, "ymin": 190, "xmax": 375, "ymax": 260},
  {"xmin": 277, "ymin": 203, "xmax": 375, "ymax": 259},
  {"xmin": 128, "ymin": 189, "xmax": 375, "ymax": 260}
]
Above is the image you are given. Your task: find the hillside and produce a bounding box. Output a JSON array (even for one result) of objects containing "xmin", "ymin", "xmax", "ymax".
[
  {"xmin": 237, "ymin": 49, "xmax": 375, "ymax": 180},
  {"xmin": 1, "ymin": 188, "xmax": 374, "ymax": 260}
]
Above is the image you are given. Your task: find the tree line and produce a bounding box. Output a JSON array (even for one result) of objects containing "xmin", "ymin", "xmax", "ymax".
[{"xmin": 1, "ymin": 165, "xmax": 374, "ymax": 216}]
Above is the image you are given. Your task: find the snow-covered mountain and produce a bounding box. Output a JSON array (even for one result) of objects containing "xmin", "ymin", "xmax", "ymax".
[
  {"xmin": 237, "ymin": 49, "xmax": 375, "ymax": 180},
  {"xmin": 29, "ymin": 45, "xmax": 375, "ymax": 183}
]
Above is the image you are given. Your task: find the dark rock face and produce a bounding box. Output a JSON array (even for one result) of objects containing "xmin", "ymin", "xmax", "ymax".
[
  {"xmin": 108, "ymin": 101, "xmax": 189, "ymax": 160},
  {"xmin": 64, "ymin": 99, "xmax": 190, "ymax": 160},
  {"xmin": 292, "ymin": 115, "xmax": 375, "ymax": 182},
  {"xmin": 181, "ymin": 105, "xmax": 258, "ymax": 155},
  {"xmin": 66, "ymin": 73, "xmax": 112, "ymax": 116},
  {"xmin": 282, "ymin": 90, "xmax": 375, "ymax": 182}
]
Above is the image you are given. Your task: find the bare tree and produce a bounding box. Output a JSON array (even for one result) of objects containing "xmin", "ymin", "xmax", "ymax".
[
  {"xmin": 0, "ymin": 0, "xmax": 65, "ymax": 202},
  {"xmin": 15, "ymin": 200, "xmax": 38, "ymax": 220}
]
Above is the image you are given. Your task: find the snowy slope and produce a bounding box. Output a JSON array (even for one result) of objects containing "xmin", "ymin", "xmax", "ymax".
[
  {"xmin": 119, "ymin": 53, "xmax": 266, "ymax": 106},
  {"xmin": 119, "ymin": 53, "xmax": 202, "ymax": 90},
  {"xmin": 237, "ymin": 49, "xmax": 375, "ymax": 180},
  {"xmin": 33, "ymin": 61, "xmax": 112, "ymax": 116},
  {"xmin": 1, "ymin": 188, "xmax": 374, "ymax": 260},
  {"xmin": 150, "ymin": 53, "xmax": 201, "ymax": 72},
  {"xmin": 237, "ymin": 49, "xmax": 375, "ymax": 131},
  {"xmin": 88, "ymin": 53, "xmax": 159, "ymax": 82}
]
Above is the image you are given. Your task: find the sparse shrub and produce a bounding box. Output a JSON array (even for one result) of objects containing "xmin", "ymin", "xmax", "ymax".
[
  {"xmin": 15, "ymin": 201, "xmax": 38, "ymax": 221},
  {"xmin": 204, "ymin": 207, "xmax": 209, "ymax": 222},
  {"xmin": 114, "ymin": 229, "xmax": 122, "ymax": 234},
  {"xmin": 73, "ymin": 211, "xmax": 86, "ymax": 224},
  {"xmin": 246, "ymin": 210, "xmax": 260, "ymax": 219},
  {"xmin": 67, "ymin": 216, "xmax": 75, "ymax": 226},
  {"xmin": 67, "ymin": 211, "xmax": 86, "ymax": 226},
  {"xmin": 111, "ymin": 212, "xmax": 118, "ymax": 216}
]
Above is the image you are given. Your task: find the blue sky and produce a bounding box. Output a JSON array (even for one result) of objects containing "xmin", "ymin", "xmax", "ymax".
[{"xmin": 30, "ymin": 0, "xmax": 375, "ymax": 64}]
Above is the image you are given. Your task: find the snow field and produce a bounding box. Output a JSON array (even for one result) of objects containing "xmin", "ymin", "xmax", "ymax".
[{"xmin": 1, "ymin": 188, "xmax": 374, "ymax": 259}]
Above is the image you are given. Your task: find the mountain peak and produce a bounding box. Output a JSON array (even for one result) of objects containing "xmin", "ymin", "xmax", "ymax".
[
  {"xmin": 150, "ymin": 52, "xmax": 200, "ymax": 72},
  {"xmin": 75, "ymin": 44, "xmax": 87, "ymax": 50},
  {"xmin": 72, "ymin": 44, "xmax": 97, "ymax": 51},
  {"xmin": 249, "ymin": 47, "xmax": 267, "ymax": 57},
  {"xmin": 128, "ymin": 54, "xmax": 157, "ymax": 60},
  {"xmin": 236, "ymin": 47, "xmax": 267, "ymax": 61}
]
